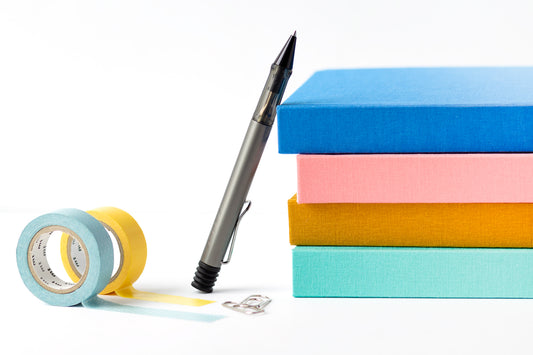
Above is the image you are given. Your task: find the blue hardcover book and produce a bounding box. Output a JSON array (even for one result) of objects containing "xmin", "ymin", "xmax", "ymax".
[
  {"xmin": 277, "ymin": 67, "xmax": 533, "ymax": 154},
  {"xmin": 293, "ymin": 246, "xmax": 533, "ymax": 298}
]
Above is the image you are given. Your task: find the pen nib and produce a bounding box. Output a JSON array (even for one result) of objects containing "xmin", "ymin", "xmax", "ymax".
[{"xmin": 273, "ymin": 32, "xmax": 297, "ymax": 70}]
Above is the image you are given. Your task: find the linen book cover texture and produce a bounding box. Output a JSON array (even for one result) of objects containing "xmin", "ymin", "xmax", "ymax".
[
  {"xmin": 297, "ymin": 153, "xmax": 533, "ymax": 203},
  {"xmin": 288, "ymin": 195, "xmax": 533, "ymax": 247},
  {"xmin": 293, "ymin": 246, "xmax": 533, "ymax": 298},
  {"xmin": 277, "ymin": 67, "xmax": 533, "ymax": 154}
]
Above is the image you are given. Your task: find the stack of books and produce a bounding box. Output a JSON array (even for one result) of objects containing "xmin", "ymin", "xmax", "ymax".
[{"xmin": 277, "ymin": 67, "xmax": 533, "ymax": 298}]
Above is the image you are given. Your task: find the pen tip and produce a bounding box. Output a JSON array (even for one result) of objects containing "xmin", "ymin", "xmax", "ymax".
[{"xmin": 273, "ymin": 32, "xmax": 297, "ymax": 69}]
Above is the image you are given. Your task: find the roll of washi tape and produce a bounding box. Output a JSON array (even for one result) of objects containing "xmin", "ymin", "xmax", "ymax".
[
  {"xmin": 17, "ymin": 209, "xmax": 224, "ymax": 322},
  {"xmin": 60, "ymin": 207, "xmax": 213, "ymax": 307},
  {"xmin": 17, "ymin": 209, "xmax": 112, "ymax": 306}
]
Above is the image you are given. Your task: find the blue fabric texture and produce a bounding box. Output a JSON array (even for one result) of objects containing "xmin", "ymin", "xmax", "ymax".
[{"xmin": 277, "ymin": 67, "xmax": 533, "ymax": 153}]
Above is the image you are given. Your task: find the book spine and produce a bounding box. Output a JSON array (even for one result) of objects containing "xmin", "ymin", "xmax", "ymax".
[
  {"xmin": 293, "ymin": 246, "xmax": 533, "ymax": 298},
  {"xmin": 297, "ymin": 153, "xmax": 533, "ymax": 203},
  {"xmin": 277, "ymin": 105, "xmax": 533, "ymax": 154},
  {"xmin": 288, "ymin": 195, "xmax": 533, "ymax": 247}
]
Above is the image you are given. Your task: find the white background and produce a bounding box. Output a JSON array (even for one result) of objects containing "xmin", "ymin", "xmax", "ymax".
[{"xmin": 2, "ymin": 1, "xmax": 533, "ymax": 354}]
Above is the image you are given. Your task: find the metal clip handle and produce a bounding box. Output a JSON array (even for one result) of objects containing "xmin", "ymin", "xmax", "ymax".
[{"xmin": 222, "ymin": 200, "xmax": 251, "ymax": 264}]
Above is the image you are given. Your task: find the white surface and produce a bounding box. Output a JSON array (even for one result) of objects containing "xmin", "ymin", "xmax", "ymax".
[{"xmin": 3, "ymin": 1, "xmax": 533, "ymax": 354}]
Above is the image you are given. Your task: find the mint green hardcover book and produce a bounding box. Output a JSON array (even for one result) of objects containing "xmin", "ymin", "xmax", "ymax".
[{"xmin": 293, "ymin": 246, "xmax": 533, "ymax": 298}]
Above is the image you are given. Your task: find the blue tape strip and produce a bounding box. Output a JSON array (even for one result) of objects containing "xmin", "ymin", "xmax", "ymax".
[{"xmin": 83, "ymin": 297, "xmax": 225, "ymax": 322}]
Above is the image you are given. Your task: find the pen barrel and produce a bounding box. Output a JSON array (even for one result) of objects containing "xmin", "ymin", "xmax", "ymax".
[{"xmin": 201, "ymin": 119, "xmax": 272, "ymax": 267}]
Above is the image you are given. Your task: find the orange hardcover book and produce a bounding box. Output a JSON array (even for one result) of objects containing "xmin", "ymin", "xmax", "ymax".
[{"xmin": 288, "ymin": 195, "xmax": 533, "ymax": 247}]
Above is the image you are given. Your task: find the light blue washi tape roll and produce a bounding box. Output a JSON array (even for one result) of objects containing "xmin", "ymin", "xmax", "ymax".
[
  {"xmin": 16, "ymin": 209, "xmax": 225, "ymax": 322},
  {"xmin": 17, "ymin": 208, "xmax": 113, "ymax": 306}
]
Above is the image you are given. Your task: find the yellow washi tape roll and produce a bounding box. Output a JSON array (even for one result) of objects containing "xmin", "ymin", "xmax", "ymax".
[{"xmin": 61, "ymin": 207, "xmax": 212, "ymax": 307}]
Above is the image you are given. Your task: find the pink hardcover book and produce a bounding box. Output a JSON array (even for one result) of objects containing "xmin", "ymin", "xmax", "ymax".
[{"xmin": 297, "ymin": 154, "xmax": 533, "ymax": 203}]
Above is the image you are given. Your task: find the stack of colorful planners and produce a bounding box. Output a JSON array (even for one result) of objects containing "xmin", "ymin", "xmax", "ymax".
[{"xmin": 277, "ymin": 67, "xmax": 533, "ymax": 298}]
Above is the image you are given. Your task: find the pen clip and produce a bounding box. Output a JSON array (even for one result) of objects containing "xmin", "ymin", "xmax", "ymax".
[{"xmin": 222, "ymin": 200, "xmax": 252, "ymax": 264}]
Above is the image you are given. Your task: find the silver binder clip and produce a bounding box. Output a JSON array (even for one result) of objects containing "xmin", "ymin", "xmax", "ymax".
[
  {"xmin": 222, "ymin": 295, "xmax": 271, "ymax": 315},
  {"xmin": 222, "ymin": 200, "xmax": 251, "ymax": 264}
]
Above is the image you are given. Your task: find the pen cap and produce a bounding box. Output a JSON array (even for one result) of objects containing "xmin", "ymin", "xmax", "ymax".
[{"xmin": 192, "ymin": 261, "xmax": 220, "ymax": 293}]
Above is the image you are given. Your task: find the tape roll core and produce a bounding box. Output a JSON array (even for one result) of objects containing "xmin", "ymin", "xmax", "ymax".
[{"xmin": 28, "ymin": 225, "xmax": 89, "ymax": 294}]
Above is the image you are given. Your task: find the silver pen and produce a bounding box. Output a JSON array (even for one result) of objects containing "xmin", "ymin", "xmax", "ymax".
[{"xmin": 192, "ymin": 32, "xmax": 296, "ymax": 293}]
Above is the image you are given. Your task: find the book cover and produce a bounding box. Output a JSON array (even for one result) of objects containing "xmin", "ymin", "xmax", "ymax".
[
  {"xmin": 277, "ymin": 67, "xmax": 533, "ymax": 154},
  {"xmin": 288, "ymin": 195, "xmax": 533, "ymax": 247},
  {"xmin": 297, "ymin": 153, "xmax": 533, "ymax": 203},
  {"xmin": 293, "ymin": 246, "xmax": 533, "ymax": 298}
]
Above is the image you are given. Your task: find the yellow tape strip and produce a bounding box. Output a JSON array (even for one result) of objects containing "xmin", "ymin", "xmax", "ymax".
[
  {"xmin": 61, "ymin": 207, "xmax": 213, "ymax": 307},
  {"xmin": 115, "ymin": 285, "xmax": 211, "ymax": 307}
]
